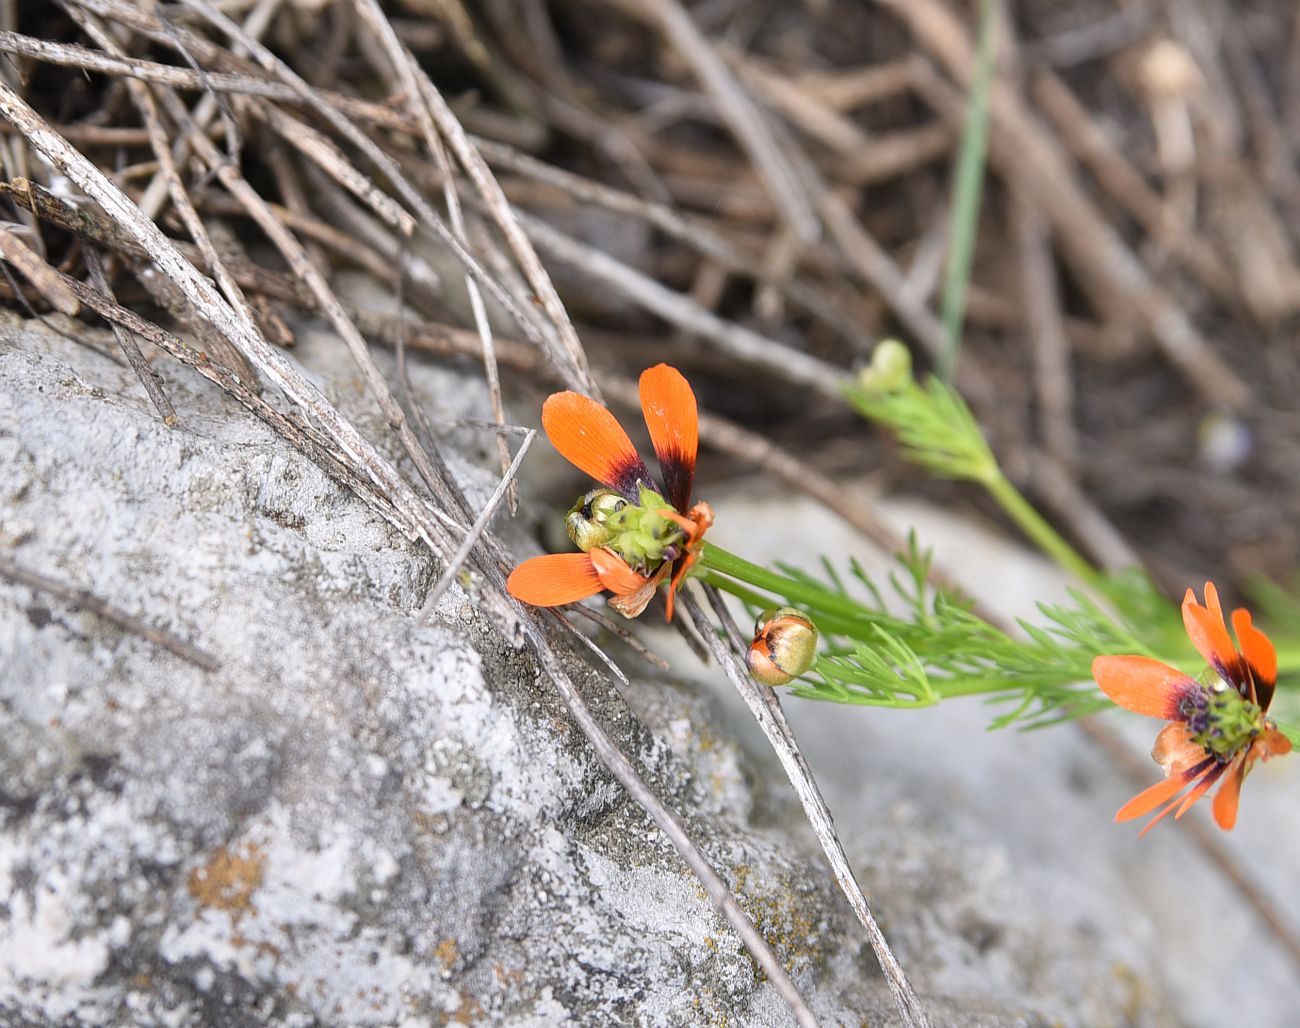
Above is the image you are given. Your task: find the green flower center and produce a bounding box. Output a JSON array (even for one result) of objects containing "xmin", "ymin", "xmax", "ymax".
[
  {"xmin": 600, "ymin": 486, "xmax": 686, "ymax": 570},
  {"xmin": 1185, "ymin": 682, "xmax": 1265, "ymax": 760}
]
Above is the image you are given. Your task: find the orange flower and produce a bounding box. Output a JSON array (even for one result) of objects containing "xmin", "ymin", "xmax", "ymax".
[
  {"xmin": 507, "ymin": 365, "xmax": 713, "ymax": 620},
  {"xmin": 1092, "ymin": 582, "xmax": 1290, "ymax": 836}
]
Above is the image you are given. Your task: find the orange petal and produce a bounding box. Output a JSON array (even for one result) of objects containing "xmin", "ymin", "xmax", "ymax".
[
  {"xmin": 1151, "ymin": 722, "xmax": 1206, "ymax": 775},
  {"xmin": 1173, "ymin": 761, "xmax": 1228, "ymax": 819},
  {"xmin": 1231, "ymin": 607, "xmax": 1277, "ymax": 709},
  {"xmin": 1137, "ymin": 794, "xmax": 1189, "ymax": 838},
  {"xmin": 589, "ymin": 546, "xmax": 649, "ymax": 596},
  {"xmin": 663, "ymin": 554, "xmax": 694, "ymax": 623},
  {"xmin": 1092, "ymin": 655, "xmax": 1197, "ymax": 719},
  {"xmin": 1212, "ymin": 755, "xmax": 1246, "ymax": 830},
  {"xmin": 639, "ymin": 364, "xmax": 698, "ymax": 512},
  {"xmin": 1259, "ymin": 726, "xmax": 1292, "ymax": 759},
  {"xmin": 1183, "ymin": 582, "xmax": 1240, "ymax": 680},
  {"xmin": 1115, "ymin": 758, "xmax": 1212, "ymax": 821},
  {"xmin": 663, "ymin": 505, "xmax": 713, "ymax": 622},
  {"xmin": 507, "ymin": 553, "xmax": 603, "ymax": 607},
  {"xmin": 605, "ymin": 560, "xmax": 669, "ymax": 619},
  {"xmin": 542, "ymin": 391, "xmax": 651, "ymax": 499}
]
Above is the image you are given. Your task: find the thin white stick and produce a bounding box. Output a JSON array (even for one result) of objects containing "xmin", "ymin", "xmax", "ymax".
[
  {"xmin": 684, "ymin": 587, "xmax": 932, "ymax": 1028},
  {"xmin": 350, "ymin": 9, "xmax": 514, "ymax": 510},
  {"xmin": 518, "ymin": 211, "xmax": 844, "ymax": 400},
  {"xmin": 352, "ymin": 0, "xmax": 596, "ymax": 396},
  {"xmin": 422, "ymin": 429, "xmax": 535, "ymax": 615}
]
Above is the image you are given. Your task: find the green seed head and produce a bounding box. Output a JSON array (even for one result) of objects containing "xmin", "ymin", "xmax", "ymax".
[
  {"xmin": 600, "ymin": 485, "xmax": 687, "ymax": 569},
  {"xmin": 1187, "ymin": 683, "xmax": 1266, "ymax": 760}
]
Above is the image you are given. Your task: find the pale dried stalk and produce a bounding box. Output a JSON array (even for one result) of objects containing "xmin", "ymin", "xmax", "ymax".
[
  {"xmin": 138, "ymin": 0, "xmax": 281, "ymax": 220},
  {"xmin": 470, "ymin": 135, "xmax": 871, "ymax": 347},
  {"xmin": 517, "ymin": 210, "xmax": 844, "ymax": 401},
  {"xmin": 0, "ymin": 223, "xmax": 78, "ymax": 314},
  {"xmin": 422, "ymin": 430, "xmax": 535, "ymax": 614},
  {"xmin": 1012, "ymin": 192, "xmax": 1075, "ymax": 463},
  {"xmin": 0, "ymin": 556, "xmax": 218, "ymax": 672},
  {"xmin": 565, "ymin": 604, "xmax": 672, "ymax": 671},
  {"xmin": 81, "ymin": 0, "xmax": 578, "ymax": 386},
  {"xmin": 1029, "ymin": 66, "xmax": 1234, "ymax": 301},
  {"xmin": 351, "ymin": 0, "xmax": 595, "ymax": 396},
  {"xmin": 251, "ymin": 102, "xmax": 417, "ymax": 236},
  {"xmin": 884, "ymin": 0, "xmax": 1250, "ymax": 409},
  {"xmin": 618, "ymin": 0, "xmax": 820, "ymax": 243},
  {"xmin": 683, "ymin": 588, "xmax": 932, "ymax": 1028},
  {"xmin": 82, "ymin": 245, "xmax": 177, "ymax": 427},
  {"xmin": 0, "ymin": 23, "xmax": 413, "ymax": 133},
  {"xmin": 353, "ymin": 10, "xmax": 515, "ymax": 511},
  {"xmin": 264, "ymin": 141, "xmax": 327, "ymax": 272}
]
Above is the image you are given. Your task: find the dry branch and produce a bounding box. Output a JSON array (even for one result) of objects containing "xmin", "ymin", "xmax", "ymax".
[{"xmin": 0, "ymin": 556, "xmax": 219, "ymax": 672}]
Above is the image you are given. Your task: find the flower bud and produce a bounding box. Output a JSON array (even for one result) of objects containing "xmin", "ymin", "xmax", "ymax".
[
  {"xmin": 855, "ymin": 339, "xmax": 913, "ymax": 396},
  {"xmin": 747, "ymin": 608, "xmax": 818, "ymax": 687},
  {"xmin": 565, "ymin": 489, "xmax": 627, "ymax": 552}
]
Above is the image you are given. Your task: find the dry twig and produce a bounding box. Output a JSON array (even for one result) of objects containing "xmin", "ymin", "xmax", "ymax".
[
  {"xmin": 684, "ymin": 587, "xmax": 931, "ymax": 1028},
  {"xmin": 82, "ymin": 245, "xmax": 177, "ymax": 427},
  {"xmin": 0, "ymin": 556, "xmax": 219, "ymax": 672}
]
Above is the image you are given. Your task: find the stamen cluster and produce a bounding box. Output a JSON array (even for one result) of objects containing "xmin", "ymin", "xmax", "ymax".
[{"xmin": 1182, "ymin": 684, "xmax": 1264, "ymax": 761}]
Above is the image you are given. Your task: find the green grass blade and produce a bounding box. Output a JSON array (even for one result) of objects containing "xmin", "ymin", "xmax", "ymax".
[{"xmin": 938, "ymin": 0, "xmax": 998, "ymax": 382}]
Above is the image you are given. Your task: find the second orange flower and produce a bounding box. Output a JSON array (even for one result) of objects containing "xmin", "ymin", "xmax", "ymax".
[{"xmin": 1092, "ymin": 582, "xmax": 1290, "ymax": 836}]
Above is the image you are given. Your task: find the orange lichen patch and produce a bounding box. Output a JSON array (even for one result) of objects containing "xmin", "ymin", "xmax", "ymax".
[
  {"xmin": 434, "ymin": 938, "xmax": 459, "ymax": 972},
  {"xmin": 187, "ymin": 843, "xmax": 264, "ymax": 914},
  {"xmin": 453, "ymin": 992, "xmax": 484, "ymax": 1025}
]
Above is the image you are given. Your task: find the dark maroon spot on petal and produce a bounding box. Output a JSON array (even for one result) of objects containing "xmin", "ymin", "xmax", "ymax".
[
  {"xmin": 656, "ymin": 446, "xmax": 693, "ymax": 513},
  {"xmin": 1212, "ymin": 654, "xmax": 1252, "ymax": 699},
  {"xmin": 1249, "ymin": 664, "xmax": 1276, "ymax": 712},
  {"xmin": 609, "ymin": 455, "xmax": 654, "ymax": 502}
]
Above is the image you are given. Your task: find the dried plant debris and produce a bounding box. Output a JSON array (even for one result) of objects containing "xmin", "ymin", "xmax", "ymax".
[{"xmin": 0, "ymin": 1, "xmax": 1294, "ymax": 592}]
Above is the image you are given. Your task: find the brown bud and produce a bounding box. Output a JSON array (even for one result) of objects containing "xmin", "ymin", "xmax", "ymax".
[{"xmin": 746, "ymin": 607, "xmax": 818, "ymax": 687}]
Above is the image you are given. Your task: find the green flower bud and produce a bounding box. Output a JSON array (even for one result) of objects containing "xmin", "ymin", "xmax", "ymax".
[
  {"xmin": 747, "ymin": 607, "xmax": 818, "ymax": 687},
  {"xmin": 856, "ymin": 339, "xmax": 913, "ymax": 396},
  {"xmin": 566, "ymin": 489, "xmax": 628, "ymax": 552}
]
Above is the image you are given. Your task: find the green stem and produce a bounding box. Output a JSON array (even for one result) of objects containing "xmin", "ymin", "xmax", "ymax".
[
  {"xmin": 697, "ymin": 571, "xmax": 896, "ymax": 642},
  {"xmin": 697, "ymin": 543, "xmax": 888, "ymax": 624},
  {"xmin": 938, "ymin": 0, "xmax": 997, "ymax": 382},
  {"xmin": 700, "ymin": 543, "xmax": 846, "ymax": 612},
  {"xmin": 696, "ymin": 571, "xmax": 878, "ymax": 644},
  {"xmin": 982, "ymin": 470, "xmax": 1101, "ymax": 587}
]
